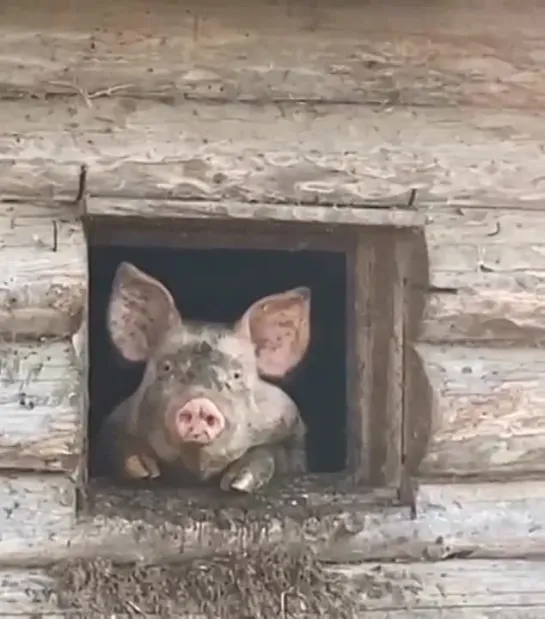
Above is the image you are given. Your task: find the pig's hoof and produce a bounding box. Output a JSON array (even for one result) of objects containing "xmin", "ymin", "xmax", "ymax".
[
  {"xmin": 141, "ymin": 453, "xmax": 161, "ymax": 478},
  {"xmin": 229, "ymin": 470, "xmax": 256, "ymax": 493},
  {"xmin": 219, "ymin": 469, "xmax": 257, "ymax": 493},
  {"xmin": 124, "ymin": 454, "xmax": 160, "ymax": 480}
]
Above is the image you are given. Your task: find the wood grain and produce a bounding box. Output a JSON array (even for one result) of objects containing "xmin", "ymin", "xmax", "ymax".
[
  {"xmin": 87, "ymin": 197, "xmax": 422, "ymax": 228},
  {"xmin": 0, "ymin": 0, "xmax": 544, "ymax": 109},
  {"xmin": 416, "ymin": 344, "xmax": 545, "ymax": 478},
  {"xmin": 416, "ymin": 208, "xmax": 545, "ymax": 344},
  {"xmin": 425, "ymin": 208, "xmax": 545, "ymax": 290},
  {"xmin": 3, "ymin": 479, "xmax": 545, "ymax": 565},
  {"xmin": 0, "ymin": 473, "xmax": 75, "ymax": 555},
  {"xmin": 0, "ymin": 98, "xmax": 544, "ymax": 207},
  {"xmin": 319, "ymin": 480, "xmax": 545, "ymax": 563},
  {"xmin": 0, "ymin": 202, "xmax": 87, "ymax": 340},
  {"xmin": 420, "ymin": 290, "xmax": 545, "ymax": 344},
  {"xmin": 337, "ymin": 559, "xmax": 545, "ymax": 614},
  {"xmin": 0, "ymin": 340, "xmax": 83, "ymax": 471}
]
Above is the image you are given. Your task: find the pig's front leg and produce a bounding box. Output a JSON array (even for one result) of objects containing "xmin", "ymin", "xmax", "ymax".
[
  {"xmin": 123, "ymin": 451, "xmax": 161, "ymax": 480},
  {"xmin": 219, "ymin": 430, "xmax": 307, "ymax": 493},
  {"xmin": 95, "ymin": 403, "xmax": 161, "ymax": 482},
  {"xmin": 219, "ymin": 446, "xmax": 276, "ymax": 493}
]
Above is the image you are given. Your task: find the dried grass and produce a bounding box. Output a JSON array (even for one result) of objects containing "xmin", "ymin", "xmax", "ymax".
[{"xmin": 49, "ymin": 544, "xmax": 356, "ymax": 618}]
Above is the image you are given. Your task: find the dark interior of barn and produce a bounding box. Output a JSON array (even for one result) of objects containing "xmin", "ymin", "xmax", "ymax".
[{"xmin": 87, "ymin": 243, "xmax": 348, "ymax": 481}]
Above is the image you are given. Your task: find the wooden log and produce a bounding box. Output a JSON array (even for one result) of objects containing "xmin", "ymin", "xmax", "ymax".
[
  {"xmin": 0, "ymin": 473, "xmax": 75, "ymax": 552},
  {"xmin": 347, "ymin": 233, "xmax": 406, "ymax": 486},
  {"xmin": 3, "ymin": 478, "xmax": 545, "ymax": 566},
  {"xmin": 415, "ymin": 344, "xmax": 545, "ymax": 479},
  {"xmin": 89, "ymin": 216, "xmax": 357, "ymax": 253},
  {"xmin": 0, "ymin": 340, "xmax": 84, "ymax": 472},
  {"xmin": 417, "ymin": 208, "xmax": 545, "ymax": 344},
  {"xmin": 425, "ymin": 208, "xmax": 545, "ymax": 290},
  {"xmin": 334, "ymin": 559, "xmax": 545, "ymax": 615},
  {"xmin": 318, "ymin": 481, "xmax": 545, "ymax": 563},
  {"xmin": 420, "ymin": 290, "xmax": 545, "ymax": 345},
  {"xmin": 87, "ymin": 198, "xmax": 422, "ymax": 228},
  {"xmin": 0, "ymin": 0, "xmax": 544, "ymax": 109},
  {"xmin": 0, "ymin": 476, "xmax": 403, "ymax": 566},
  {"xmin": 0, "ymin": 202, "xmax": 87, "ymax": 340},
  {"xmin": 0, "ymin": 98, "xmax": 544, "ymax": 207}
]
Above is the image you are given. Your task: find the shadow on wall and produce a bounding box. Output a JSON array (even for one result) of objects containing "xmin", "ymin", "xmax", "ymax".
[{"xmin": 87, "ymin": 246, "xmax": 347, "ymax": 476}]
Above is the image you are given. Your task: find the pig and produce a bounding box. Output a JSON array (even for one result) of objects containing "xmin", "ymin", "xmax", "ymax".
[{"xmin": 93, "ymin": 261, "xmax": 311, "ymax": 493}]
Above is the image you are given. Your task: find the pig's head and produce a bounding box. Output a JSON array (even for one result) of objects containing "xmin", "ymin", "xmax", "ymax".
[{"xmin": 106, "ymin": 262, "xmax": 311, "ymax": 454}]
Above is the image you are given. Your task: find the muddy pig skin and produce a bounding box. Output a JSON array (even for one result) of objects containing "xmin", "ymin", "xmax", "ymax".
[{"xmin": 94, "ymin": 262, "xmax": 310, "ymax": 493}]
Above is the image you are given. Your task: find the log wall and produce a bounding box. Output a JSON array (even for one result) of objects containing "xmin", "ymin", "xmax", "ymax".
[
  {"xmin": 413, "ymin": 208, "xmax": 545, "ymax": 480},
  {"xmin": 1, "ymin": 0, "xmax": 545, "ymax": 615}
]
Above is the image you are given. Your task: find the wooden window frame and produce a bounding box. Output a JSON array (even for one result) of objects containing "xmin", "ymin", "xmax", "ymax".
[{"xmin": 83, "ymin": 197, "xmax": 423, "ymax": 500}]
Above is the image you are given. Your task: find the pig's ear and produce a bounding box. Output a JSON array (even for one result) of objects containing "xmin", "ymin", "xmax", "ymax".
[
  {"xmin": 107, "ymin": 262, "xmax": 181, "ymax": 362},
  {"xmin": 235, "ymin": 287, "xmax": 311, "ymax": 378}
]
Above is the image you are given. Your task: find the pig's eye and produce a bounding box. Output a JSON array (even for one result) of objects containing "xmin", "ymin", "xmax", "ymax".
[
  {"xmin": 161, "ymin": 360, "xmax": 173, "ymax": 374},
  {"xmin": 232, "ymin": 371, "xmax": 242, "ymax": 380}
]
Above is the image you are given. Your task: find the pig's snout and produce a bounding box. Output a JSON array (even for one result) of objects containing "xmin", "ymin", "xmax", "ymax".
[{"xmin": 175, "ymin": 397, "xmax": 225, "ymax": 444}]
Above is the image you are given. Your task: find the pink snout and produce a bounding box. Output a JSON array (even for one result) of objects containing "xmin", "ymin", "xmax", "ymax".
[{"xmin": 174, "ymin": 398, "xmax": 226, "ymax": 445}]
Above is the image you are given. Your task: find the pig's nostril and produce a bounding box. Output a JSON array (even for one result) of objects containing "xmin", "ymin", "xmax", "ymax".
[{"xmin": 175, "ymin": 398, "xmax": 225, "ymax": 443}]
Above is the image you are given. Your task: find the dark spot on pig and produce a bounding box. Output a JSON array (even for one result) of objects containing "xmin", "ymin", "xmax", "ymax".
[{"xmin": 197, "ymin": 341, "xmax": 213, "ymax": 356}]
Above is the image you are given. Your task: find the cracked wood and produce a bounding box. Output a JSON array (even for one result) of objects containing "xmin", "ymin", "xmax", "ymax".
[
  {"xmin": 318, "ymin": 480, "xmax": 545, "ymax": 563},
  {"xmin": 0, "ymin": 98, "xmax": 544, "ymax": 207},
  {"xmin": 418, "ymin": 208, "xmax": 545, "ymax": 344},
  {"xmin": 415, "ymin": 344, "xmax": 545, "ymax": 479},
  {"xmin": 0, "ymin": 0, "xmax": 544, "ymax": 110},
  {"xmin": 2, "ymin": 478, "xmax": 545, "ymax": 566},
  {"xmin": 0, "ymin": 340, "xmax": 84, "ymax": 471},
  {"xmin": 425, "ymin": 208, "xmax": 545, "ymax": 290},
  {"xmin": 0, "ymin": 201, "xmax": 87, "ymax": 340},
  {"xmin": 420, "ymin": 290, "xmax": 545, "ymax": 345},
  {"xmin": 0, "ymin": 475, "xmax": 402, "ymax": 565}
]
